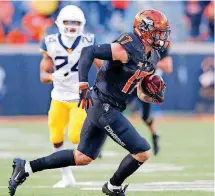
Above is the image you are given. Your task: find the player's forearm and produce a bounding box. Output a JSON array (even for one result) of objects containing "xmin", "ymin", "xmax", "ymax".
[
  {"xmin": 156, "ymin": 57, "xmax": 173, "ymax": 74},
  {"xmin": 40, "ymin": 53, "xmax": 54, "ymax": 84},
  {"xmin": 78, "ymin": 44, "xmax": 113, "ymax": 82},
  {"xmin": 93, "ymin": 59, "xmax": 103, "ymax": 69},
  {"xmin": 40, "ymin": 72, "xmax": 53, "ymax": 84}
]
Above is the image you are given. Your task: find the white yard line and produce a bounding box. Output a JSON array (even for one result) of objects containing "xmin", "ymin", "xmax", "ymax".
[
  {"xmin": 35, "ymin": 163, "xmax": 185, "ymax": 173},
  {"xmin": 81, "ymin": 187, "xmax": 214, "ymax": 192},
  {"xmin": 2, "ymin": 159, "xmax": 213, "ymax": 174},
  {"xmin": 0, "ymin": 181, "xmax": 214, "ymax": 192},
  {"xmin": 28, "ymin": 173, "xmax": 214, "ymax": 179},
  {"xmin": 80, "ymin": 180, "xmax": 214, "ymax": 192}
]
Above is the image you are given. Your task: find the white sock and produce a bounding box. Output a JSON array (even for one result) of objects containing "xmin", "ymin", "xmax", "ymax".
[
  {"xmin": 108, "ymin": 181, "xmax": 121, "ymax": 191},
  {"xmin": 53, "ymin": 144, "xmax": 76, "ymax": 183},
  {"xmin": 24, "ymin": 161, "xmax": 33, "ymax": 175},
  {"xmin": 53, "ymin": 144, "xmax": 64, "ymax": 152}
]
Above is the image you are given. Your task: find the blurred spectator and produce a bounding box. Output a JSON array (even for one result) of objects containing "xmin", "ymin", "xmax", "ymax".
[
  {"xmin": 22, "ymin": 13, "xmax": 53, "ymax": 42},
  {"xmin": 0, "ymin": 25, "xmax": 5, "ymax": 43},
  {"xmin": 109, "ymin": 0, "xmax": 130, "ymax": 32},
  {"xmin": 0, "ymin": 1, "xmax": 213, "ymax": 44},
  {"xmin": 196, "ymin": 57, "xmax": 214, "ymax": 113},
  {"xmin": 0, "ymin": 1, "xmax": 14, "ymax": 27},
  {"xmin": 183, "ymin": 0, "xmax": 211, "ymax": 42},
  {"xmin": 203, "ymin": 1, "xmax": 214, "ymax": 41},
  {"xmin": 0, "ymin": 1, "xmax": 14, "ymax": 42},
  {"xmin": 6, "ymin": 28, "xmax": 28, "ymax": 44},
  {"xmin": 111, "ymin": 1, "xmax": 130, "ymax": 10}
]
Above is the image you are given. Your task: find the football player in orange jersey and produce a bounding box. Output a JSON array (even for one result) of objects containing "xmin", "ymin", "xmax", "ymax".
[{"xmin": 9, "ymin": 9, "xmax": 170, "ymax": 196}]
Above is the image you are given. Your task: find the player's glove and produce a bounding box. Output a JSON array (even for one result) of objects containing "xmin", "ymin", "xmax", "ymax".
[{"xmin": 78, "ymin": 82, "xmax": 93, "ymax": 110}]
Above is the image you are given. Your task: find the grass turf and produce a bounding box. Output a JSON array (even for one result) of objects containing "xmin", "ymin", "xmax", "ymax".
[{"xmin": 0, "ymin": 116, "xmax": 213, "ymax": 196}]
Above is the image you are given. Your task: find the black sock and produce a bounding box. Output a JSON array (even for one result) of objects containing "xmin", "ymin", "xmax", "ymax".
[
  {"xmin": 152, "ymin": 132, "xmax": 158, "ymax": 137},
  {"xmin": 30, "ymin": 150, "xmax": 75, "ymax": 173},
  {"xmin": 110, "ymin": 154, "xmax": 143, "ymax": 186}
]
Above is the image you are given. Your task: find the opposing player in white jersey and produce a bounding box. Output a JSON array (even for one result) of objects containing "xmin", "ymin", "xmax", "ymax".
[{"xmin": 39, "ymin": 5, "xmax": 102, "ymax": 188}]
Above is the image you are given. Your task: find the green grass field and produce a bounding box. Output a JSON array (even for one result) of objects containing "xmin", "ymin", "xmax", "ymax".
[{"xmin": 0, "ymin": 115, "xmax": 213, "ymax": 196}]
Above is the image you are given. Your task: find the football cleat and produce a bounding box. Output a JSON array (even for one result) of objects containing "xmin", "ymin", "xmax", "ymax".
[
  {"xmin": 152, "ymin": 133, "xmax": 160, "ymax": 155},
  {"xmin": 8, "ymin": 158, "xmax": 29, "ymax": 196},
  {"xmin": 102, "ymin": 182, "xmax": 129, "ymax": 196}
]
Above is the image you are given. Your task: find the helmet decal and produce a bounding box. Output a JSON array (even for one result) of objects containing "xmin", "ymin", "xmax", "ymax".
[{"xmin": 140, "ymin": 17, "xmax": 154, "ymax": 32}]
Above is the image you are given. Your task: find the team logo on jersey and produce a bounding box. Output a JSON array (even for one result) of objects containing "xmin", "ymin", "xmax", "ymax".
[
  {"xmin": 103, "ymin": 103, "xmax": 110, "ymax": 112},
  {"xmin": 82, "ymin": 34, "xmax": 93, "ymax": 43},
  {"xmin": 138, "ymin": 62, "xmax": 143, "ymax": 67},
  {"xmin": 47, "ymin": 37, "xmax": 57, "ymax": 43},
  {"xmin": 67, "ymin": 49, "xmax": 73, "ymax": 53}
]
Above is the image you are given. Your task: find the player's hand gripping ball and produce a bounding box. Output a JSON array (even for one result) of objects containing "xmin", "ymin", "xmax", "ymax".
[{"xmin": 141, "ymin": 74, "xmax": 166, "ymax": 104}]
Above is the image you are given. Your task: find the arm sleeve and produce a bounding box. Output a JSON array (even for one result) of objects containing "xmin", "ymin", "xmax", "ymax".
[
  {"xmin": 159, "ymin": 49, "xmax": 169, "ymax": 60},
  {"xmin": 40, "ymin": 37, "xmax": 47, "ymax": 53},
  {"xmin": 78, "ymin": 44, "xmax": 113, "ymax": 82}
]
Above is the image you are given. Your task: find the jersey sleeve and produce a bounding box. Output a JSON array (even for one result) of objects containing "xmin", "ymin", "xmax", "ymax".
[
  {"xmin": 40, "ymin": 37, "xmax": 47, "ymax": 53},
  {"xmin": 159, "ymin": 49, "xmax": 169, "ymax": 60},
  {"xmin": 115, "ymin": 33, "xmax": 136, "ymax": 56}
]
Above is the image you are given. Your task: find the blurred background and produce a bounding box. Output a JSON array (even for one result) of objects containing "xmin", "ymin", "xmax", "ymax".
[
  {"xmin": 0, "ymin": 1, "xmax": 213, "ymax": 195},
  {"xmin": 0, "ymin": 0, "xmax": 214, "ymax": 115}
]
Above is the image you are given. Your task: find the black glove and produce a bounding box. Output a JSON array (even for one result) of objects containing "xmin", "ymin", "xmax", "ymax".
[{"xmin": 78, "ymin": 82, "xmax": 93, "ymax": 110}]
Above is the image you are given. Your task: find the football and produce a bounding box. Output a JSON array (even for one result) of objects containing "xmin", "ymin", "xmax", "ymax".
[{"xmin": 141, "ymin": 74, "xmax": 166, "ymax": 96}]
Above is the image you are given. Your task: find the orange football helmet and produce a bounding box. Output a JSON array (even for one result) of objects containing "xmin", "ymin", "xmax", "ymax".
[{"xmin": 133, "ymin": 9, "xmax": 170, "ymax": 51}]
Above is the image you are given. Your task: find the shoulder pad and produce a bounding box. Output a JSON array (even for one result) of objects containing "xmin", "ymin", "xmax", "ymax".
[{"xmin": 115, "ymin": 32, "xmax": 145, "ymax": 62}]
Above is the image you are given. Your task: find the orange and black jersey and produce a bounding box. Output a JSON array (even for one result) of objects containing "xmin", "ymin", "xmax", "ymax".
[{"xmin": 94, "ymin": 32, "xmax": 160, "ymax": 111}]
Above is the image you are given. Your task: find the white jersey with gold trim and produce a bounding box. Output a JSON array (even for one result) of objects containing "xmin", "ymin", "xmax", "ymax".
[{"xmin": 40, "ymin": 33, "xmax": 94, "ymax": 102}]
